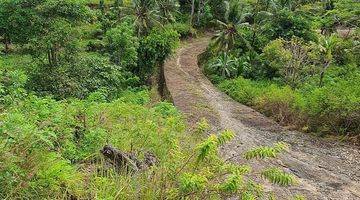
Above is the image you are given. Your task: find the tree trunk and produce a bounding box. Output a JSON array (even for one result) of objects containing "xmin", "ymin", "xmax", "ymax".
[
  {"xmin": 190, "ymin": 0, "xmax": 195, "ymax": 27},
  {"xmin": 319, "ymin": 62, "xmax": 330, "ymax": 87},
  {"xmin": 3, "ymin": 34, "xmax": 11, "ymax": 54},
  {"xmin": 197, "ymin": 0, "xmax": 204, "ymax": 26}
]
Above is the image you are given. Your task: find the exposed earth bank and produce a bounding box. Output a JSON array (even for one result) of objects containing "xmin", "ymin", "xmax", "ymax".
[{"xmin": 164, "ymin": 37, "xmax": 360, "ymax": 199}]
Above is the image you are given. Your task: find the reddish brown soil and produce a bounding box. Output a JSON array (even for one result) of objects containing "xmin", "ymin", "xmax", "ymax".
[{"xmin": 164, "ymin": 37, "xmax": 360, "ymax": 199}]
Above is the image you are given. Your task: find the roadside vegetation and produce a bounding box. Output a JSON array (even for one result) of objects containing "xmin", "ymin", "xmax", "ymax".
[
  {"xmin": 202, "ymin": 0, "xmax": 360, "ymax": 141},
  {"xmin": 0, "ymin": 0, "xmax": 304, "ymax": 199}
]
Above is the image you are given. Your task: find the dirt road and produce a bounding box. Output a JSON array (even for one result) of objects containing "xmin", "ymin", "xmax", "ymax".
[{"xmin": 164, "ymin": 37, "xmax": 360, "ymax": 199}]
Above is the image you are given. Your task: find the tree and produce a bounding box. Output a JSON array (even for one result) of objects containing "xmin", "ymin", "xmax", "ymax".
[
  {"xmin": 157, "ymin": 0, "xmax": 179, "ymax": 23},
  {"xmin": 105, "ymin": 20, "xmax": 139, "ymax": 71},
  {"xmin": 263, "ymin": 37, "xmax": 313, "ymax": 88},
  {"xmin": 208, "ymin": 0, "xmax": 227, "ymax": 21},
  {"xmin": 0, "ymin": 0, "xmax": 41, "ymax": 53},
  {"xmin": 30, "ymin": 19, "xmax": 79, "ymax": 66},
  {"xmin": 310, "ymin": 35, "xmax": 337, "ymax": 87},
  {"xmin": 29, "ymin": 0, "xmax": 89, "ymax": 66},
  {"xmin": 119, "ymin": 0, "xmax": 161, "ymax": 36},
  {"xmin": 265, "ymin": 9, "xmax": 316, "ymax": 42},
  {"xmin": 210, "ymin": 0, "xmax": 252, "ymax": 54}
]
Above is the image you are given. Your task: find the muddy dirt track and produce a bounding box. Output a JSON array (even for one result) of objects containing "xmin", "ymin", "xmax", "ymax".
[{"xmin": 164, "ymin": 37, "xmax": 360, "ymax": 199}]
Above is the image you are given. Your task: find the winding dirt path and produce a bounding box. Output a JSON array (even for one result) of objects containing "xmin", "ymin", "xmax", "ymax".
[{"xmin": 164, "ymin": 37, "xmax": 360, "ymax": 199}]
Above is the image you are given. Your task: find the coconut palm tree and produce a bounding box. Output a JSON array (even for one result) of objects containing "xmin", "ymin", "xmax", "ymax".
[
  {"xmin": 210, "ymin": 1, "xmax": 252, "ymax": 54},
  {"xmin": 115, "ymin": 0, "xmax": 161, "ymax": 36},
  {"xmin": 157, "ymin": 0, "xmax": 179, "ymax": 23}
]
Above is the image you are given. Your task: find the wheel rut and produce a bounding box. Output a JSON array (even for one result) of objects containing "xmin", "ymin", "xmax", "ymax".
[{"xmin": 164, "ymin": 37, "xmax": 360, "ymax": 200}]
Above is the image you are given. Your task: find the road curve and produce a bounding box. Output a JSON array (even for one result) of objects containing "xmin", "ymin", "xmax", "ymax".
[{"xmin": 164, "ymin": 37, "xmax": 360, "ymax": 199}]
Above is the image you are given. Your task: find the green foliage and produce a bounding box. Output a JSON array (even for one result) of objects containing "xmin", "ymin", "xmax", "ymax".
[
  {"xmin": 137, "ymin": 26, "xmax": 179, "ymax": 81},
  {"xmin": 0, "ymin": 0, "xmax": 40, "ymax": 50},
  {"xmin": 219, "ymin": 74, "xmax": 360, "ymax": 136},
  {"xmin": 179, "ymin": 173, "xmax": 208, "ymax": 193},
  {"xmin": 0, "ymin": 66, "xmax": 27, "ymax": 105},
  {"xmin": 0, "ymin": 90, "xmax": 184, "ymax": 198},
  {"xmin": 206, "ymin": 53, "xmax": 238, "ymax": 79},
  {"xmin": 264, "ymin": 9, "xmax": 317, "ymax": 42},
  {"xmin": 0, "ymin": 87, "xmax": 297, "ymax": 199},
  {"xmin": 105, "ymin": 20, "xmax": 139, "ymax": 70},
  {"xmin": 194, "ymin": 118, "xmax": 211, "ymax": 135},
  {"xmin": 262, "ymin": 37, "xmax": 313, "ymax": 88},
  {"xmin": 305, "ymin": 73, "xmax": 360, "ymax": 134},
  {"xmin": 171, "ymin": 22, "xmax": 196, "ymax": 38},
  {"xmin": 28, "ymin": 54, "xmax": 139, "ymax": 99},
  {"xmin": 262, "ymin": 168, "xmax": 296, "ymax": 186},
  {"xmin": 218, "ymin": 77, "xmax": 268, "ymax": 105},
  {"xmin": 255, "ymin": 85, "xmax": 306, "ymax": 125},
  {"xmin": 244, "ymin": 142, "xmax": 289, "ymax": 160},
  {"xmin": 208, "ymin": 0, "xmax": 227, "ymax": 21}
]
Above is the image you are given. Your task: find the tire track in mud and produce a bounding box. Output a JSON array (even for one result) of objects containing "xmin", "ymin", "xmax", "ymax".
[{"xmin": 164, "ymin": 37, "xmax": 360, "ymax": 200}]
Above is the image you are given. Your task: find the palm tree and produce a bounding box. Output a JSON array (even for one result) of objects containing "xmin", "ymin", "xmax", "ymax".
[
  {"xmin": 316, "ymin": 35, "xmax": 336, "ymax": 87},
  {"xmin": 210, "ymin": 1, "xmax": 258, "ymax": 54},
  {"xmin": 115, "ymin": 0, "xmax": 161, "ymax": 36},
  {"xmin": 209, "ymin": 53, "xmax": 238, "ymax": 78},
  {"xmin": 132, "ymin": 0, "xmax": 160, "ymax": 36},
  {"xmin": 157, "ymin": 0, "xmax": 179, "ymax": 23}
]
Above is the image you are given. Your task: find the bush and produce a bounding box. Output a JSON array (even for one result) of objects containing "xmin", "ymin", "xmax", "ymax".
[
  {"xmin": 28, "ymin": 54, "xmax": 139, "ymax": 99},
  {"xmin": 262, "ymin": 37, "xmax": 313, "ymax": 88},
  {"xmin": 255, "ymin": 85, "xmax": 306, "ymax": 126},
  {"xmin": 219, "ymin": 75, "xmax": 360, "ymax": 136},
  {"xmin": 0, "ymin": 90, "xmax": 297, "ymax": 199},
  {"xmin": 171, "ymin": 23, "xmax": 196, "ymax": 39},
  {"xmin": 137, "ymin": 26, "xmax": 180, "ymax": 82},
  {"xmin": 305, "ymin": 74, "xmax": 360, "ymax": 134},
  {"xmin": 105, "ymin": 21, "xmax": 139, "ymax": 71},
  {"xmin": 0, "ymin": 90, "xmax": 184, "ymax": 198},
  {"xmin": 264, "ymin": 9, "xmax": 317, "ymax": 42},
  {"xmin": 218, "ymin": 77, "xmax": 267, "ymax": 105}
]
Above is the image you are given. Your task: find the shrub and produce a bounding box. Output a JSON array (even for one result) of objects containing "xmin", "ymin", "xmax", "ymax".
[
  {"xmin": 218, "ymin": 75, "xmax": 360, "ymax": 136},
  {"xmin": 137, "ymin": 26, "xmax": 179, "ymax": 82},
  {"xmin": 171, "ymin": 23, "xmax": 196, "ymax": 39},
  {"xmin": 0, "ymin": 67, "xmax": 27, "ymax": 105},
  {"xmin": 264, "ymin": 9, "xmax": 317, "ymax": 42},
  {"xmin": 28, "ymin": 54, "xmax": 139, "ymax": 99},
  {"xmin": 304, "ymin": 74, "xmax": 360, "ymax": 135},
  {"xmin": 262, "ymin": 37, "xmax": 314, "ymax": 88},
  {"xmin": 0, "ymin": 91, "xmax": 297, "ymax": 199},
  {"xmin": 218, "ymin": 77, "xmax": 267, "ymax": 105},
  {"xmin": 105, "ymin": 21, "xmax": 139, "ymax": 71},
  {"xmin": 255, "ymin": 85, "xmax": 306, "ymax": 126}
]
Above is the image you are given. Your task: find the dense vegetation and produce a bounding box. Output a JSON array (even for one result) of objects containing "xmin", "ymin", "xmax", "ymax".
[
  {"xmin": 0, "ymin": 0, "xmax": 308, "ymax": 199},
  {"xmin": 202, "ymin": 0, "xmax": 359, "ymax": 140}
]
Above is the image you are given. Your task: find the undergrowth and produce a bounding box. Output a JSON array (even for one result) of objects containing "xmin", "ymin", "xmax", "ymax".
[
  {"xmin": 219, "ymin": 76, "xmax": 360, "ymax": 137},
  {"xmin": 0, "ymin": 89, "xmax": 301, "ymax": 199}
]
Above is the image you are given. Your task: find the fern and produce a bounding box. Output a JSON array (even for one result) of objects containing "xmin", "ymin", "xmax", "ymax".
[
  {"xmin": 196, "ymin": 135, "xmax": 218, "ymax": 162},
  {"xmin": 179, "ymin": 173, "xmax": 208, "ymax": 193},
  {"xmin": 217, "ymin": 130, "xmax": 235, "ymax": 145},
  {"xmin": 194, "ymin": 118, "xmax": 211, "ymax": 134},
  {"xmin": 196, "ymin": 130, "xmax": 235, "ymax": 163},
  {"xmin": 219, "ymin": 174, "xmax": 243, "ymax": 193},
  {"xmin": 222, "ymin": 164, "xmax": 251, "ymax": 175},
  {"xmin": 262, "ymin": 168, "xmax": 296, "ymax": 186},
  {"xmin": 244, "ymin": 142, "xmax": 289, "ymax": 160}
]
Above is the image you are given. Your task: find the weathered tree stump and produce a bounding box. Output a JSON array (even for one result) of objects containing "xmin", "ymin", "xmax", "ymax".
[{"xmin": 100, "ymin": 145, "xmax": 158, "ymax": 173}]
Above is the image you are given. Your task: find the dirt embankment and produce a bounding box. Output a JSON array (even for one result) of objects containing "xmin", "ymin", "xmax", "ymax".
[{"xmin": 164, "ymin": 37, "xmax": 360, "ymax": 200}]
